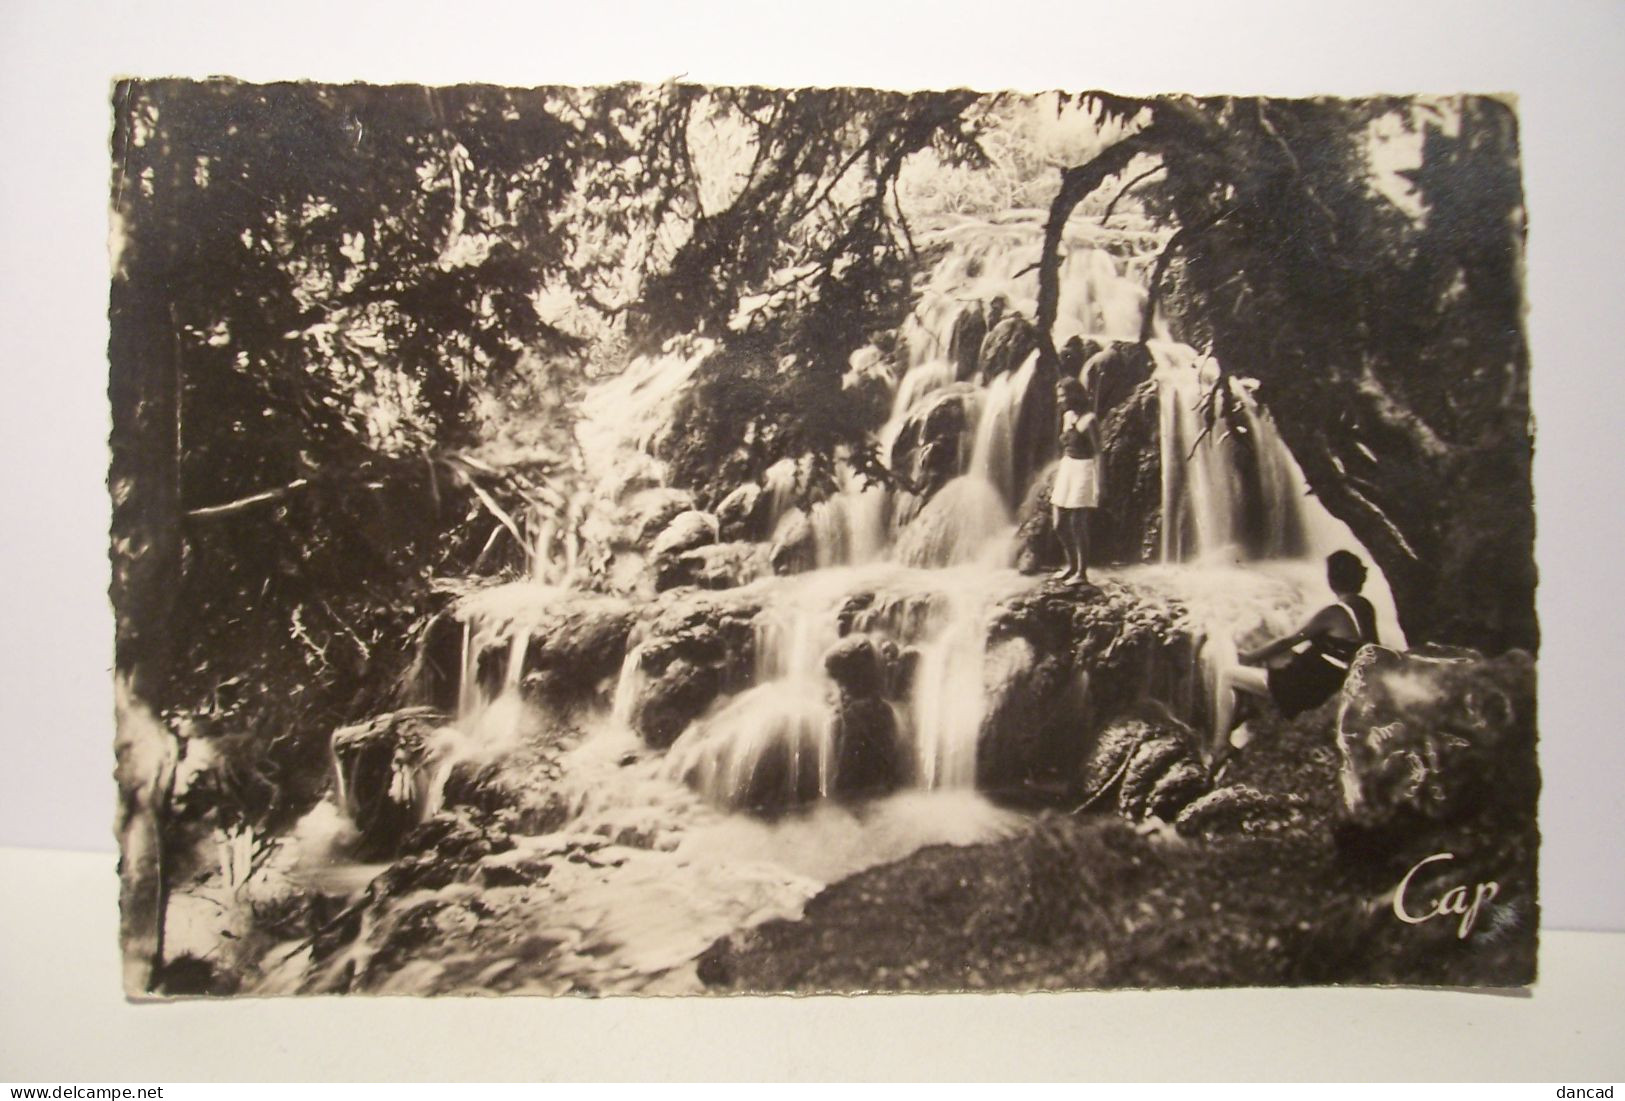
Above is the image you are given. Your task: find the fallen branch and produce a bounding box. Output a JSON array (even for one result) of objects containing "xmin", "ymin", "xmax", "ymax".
[{"xmin": 186, "ymin": 479, "xmax": 310, "ymax": 520}]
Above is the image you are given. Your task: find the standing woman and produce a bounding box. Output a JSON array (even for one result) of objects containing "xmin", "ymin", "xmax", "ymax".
[{"xmin": 1051, "ymin": 375, "xmax": 1101, "ymax": 583}]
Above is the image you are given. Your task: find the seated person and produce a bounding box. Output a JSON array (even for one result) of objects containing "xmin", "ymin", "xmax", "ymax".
[{"xmin": 1212, "ymin": 550, "xmax": 1378, "ymax": 768}]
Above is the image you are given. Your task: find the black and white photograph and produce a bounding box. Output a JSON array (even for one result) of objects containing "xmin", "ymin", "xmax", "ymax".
[{"xmin": 108, "ymin": 79, "xmax": 1539, "ymax": 998}]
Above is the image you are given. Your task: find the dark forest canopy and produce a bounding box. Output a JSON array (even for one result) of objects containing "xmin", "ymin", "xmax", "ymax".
[
  {"xmin": 1030, "ymin": 92, "xmax": 1532, "ymax": 653},
  {"xmin": 109, "ymin": 80, "xmax": 1534, "ymax": 776}
]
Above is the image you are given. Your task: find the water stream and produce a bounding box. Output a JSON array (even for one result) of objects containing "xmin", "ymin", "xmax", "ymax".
[{"xmin": 260, "ymin": 212, "xmax": 1403, "ymax": 994}]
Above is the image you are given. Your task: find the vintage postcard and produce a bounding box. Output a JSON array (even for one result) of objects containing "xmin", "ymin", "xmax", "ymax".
[{"xmin": 109, "ymin": 81, "xmax": 1537, "ymax": 996}]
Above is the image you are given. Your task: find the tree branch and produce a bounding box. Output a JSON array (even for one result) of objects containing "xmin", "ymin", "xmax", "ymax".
[
  {"xmin": 185, "ymin": 479, "xmax": 311, "ymax": 521},
  {"xmin": 1100, "ymin": 163, "xmax": 1165, "ymax": 224},
  {"xmin": 1036, "ymin": 125, "xmax": 1164, "ymax": 370}
]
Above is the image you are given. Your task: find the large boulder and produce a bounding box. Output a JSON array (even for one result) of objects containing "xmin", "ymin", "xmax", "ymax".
[
  {"xmin": 1335, "ymin": 644, "xmax": 1536, "ymax": 829},
  {"xmin": 622, "ymin": 588, "xmax": 763, "ymax": 748},
  {"xmin": 513, "ymin": 594, "xmax": 638, "ymax": 704},
  {"xmin": 887, "ymin": 385, "xmax": 973, "ymax": 501},
  {"xmin": 451, "ymin": 589, "xmax": 636, "ymax": 707},
  {"xmin": 625, "ymin": 487, "xmax": 697, "ymax": 548},
  {"xmin": 653, "ymin": 540, "xmax": 770, "ymax": 593},
  {"xmin": 715, "ymin": 482, "xmax": 768, "ymax": 542},
  {"xmin": 947, "ymin": 303, "xmax": 988, "ymax": 382},
  {"xmin": 650, "ymin": 509, "xmax": 719, "ymax": 560},
  {"xmin": 974, "ymin": 583, "xmax": 1201, "ymax": 788},
  {"xmin": 822, "ymin": 635, "xmax": 902, "ymax": 797},
  {"xmin": 768, "ymin": 508, "xmax": 816, "ymax": 575},
  {"xmin": 978, "ymin": 314, "xmax": 1038, "ymax": 380},
  {"xmin": 975, "ymin": 636, "xmax": 1079, "ymax": 789},
  {"xmin": 1082, "ymin": 341, "xmax": 1154, "ymax": 417}
]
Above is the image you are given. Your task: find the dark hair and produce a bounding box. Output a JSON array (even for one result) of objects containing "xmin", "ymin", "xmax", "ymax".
[
  {"xmin": 1060, "ymin": 335, "xmax": 1087, "ymax": 371},
  {"xmin": 1326, "ymin": 550, "xmax": 1367, "ymax": 593},
  {"xmin": 1056, "ymin": 375, "xmax": 1088, "ymax": 412}
]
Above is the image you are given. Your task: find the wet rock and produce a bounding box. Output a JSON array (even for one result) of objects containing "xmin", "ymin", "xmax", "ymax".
[
  {"xmin": 624, "ymin": 589, "xmax": 762, "ymax": 748},
  {"xmin": 1146, "ymin": 760, "xmax": 1211, "ymax": 822},
  {"xmin": 1174, "ymin": 784, "xmax": 1299, "ymax": 837},
  {"xmin": 1013, "ymin": 466, "xmax": 1061, "ymax": 575},
  {"xmin": 1060, "ymin": 335, "xmax": 1106, "ymax": 377},
  {"xmin": 769, "ymin": 508, "xmax": 816, "ymax": 575},
  {"xmin": 976, "ymin": 637, "xmax": 1080, "ymax": 789},
  {"xmin": 1076, "ymin": 718, "xmax": 1155, "ymax": 805},
  {"xmin": 835, "ymin": 591, "xmax": 876, "ymax": 636},
  {"xmin": 715, "ymin": 482, "xmax": 768, "ymax": 542},
  {"xmin": 1093, "ymin": 382, "xmax": 1163, "ymax": 565},
  {"xmin": 360, "ymin": 809, "xmax": 517, "ymax": 904},
  {"xmin": 626, "ymin": 487, "xmax": 697, "ymax": 547},
  {"xmin": 823, "ymin": 635, "xmax": 884, "ymax": 697},
  {"xmin": 833, "ymin": 697, "xmax": 901, "ymax": 797},
  {"xmin": 888, "ymin": 386, "xmax": 973, "ymax": 502},
  {"xmin": 653, "ymin": 541, "xmax": 769, "ymax": 593},
  {"xmin": 975, "ymin": 585, "xmax": 1200, "ymax": 790},
  {"xmin": 330, "ymin": 707, "xmax": 448, "ymax": 860},
  {"xmin": 509, "ymin": 594, "xmax": 638, "ymax": 703},
  {"xmin": 414, "ymin": 609, "xmax": 466, "ymax": 712},
  {"xmin": 948, "ymin": 303, "xmax": 988, "ymax": 382},
  {"xmin": 1081, "ymin": 341, "xmax": 1154, "ymax": 417},
  {"xmin": 822, "ymin": 634, "xmax": 903, "ymax": 796},
  {"xmin": 1335, "ymin": 645, "xmax": 1536, "ymax": 829},
  {"xmin": 637, "ymin": 658, "xmax": 721, "ymax": 749},
  {"xmin": 842, "ymin": 346, "xmax": 895, "ymax": 432},
  {"xmin": 1073, "ymin": 714, "xmax": 1210, "ymax": 822},
  {"xmin": 440, "ymin": 758, "xmax": 570, "ymax": 835},
  {"xmin": 1010, "ymin": 353, "xmax": 1057, "ymax": 499},
  {"xmin": 1118, "ymin": 735, "xmax": 1191, "ymax": 819},
  {"xmin": 979, "ymin": 314, "xmax": 1038, "ymax": 380},
  {"xmin": 891, "ymin": 646, "xmax": 922, "ymax": 698},
  {"xmin": 650, "ymin": 509, "xmax": 719, "ymax": 560},
  {"xmin": 398, "ymin": 810, "xmax": 515, "ymax": 864}
]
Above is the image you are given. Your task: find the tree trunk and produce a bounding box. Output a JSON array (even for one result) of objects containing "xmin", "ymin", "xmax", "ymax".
[{"xmin": 109, "ymin": 82, "xmax": 186, "ymax": 989}]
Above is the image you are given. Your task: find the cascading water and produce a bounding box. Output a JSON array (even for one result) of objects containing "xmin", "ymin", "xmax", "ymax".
[{"xmin": 288, "ymin": 210, "xmax": 1407, "ymax": 994}]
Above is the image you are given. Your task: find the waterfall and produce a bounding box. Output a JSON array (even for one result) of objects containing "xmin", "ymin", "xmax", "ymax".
[
  {"xmin": 967, "ymin": 352, "xmax": 1037, "ymax": 507},
  {"xmin": 291, "ymin": 211, "xmax": 1428, "ymax": 996},
  {"xmin": 455, "ymin": 214, "xmax": 1403, "ymax": 818},
  {"xmin": 380, "ymin": 213, "xmax": 1404, "ymax": 830}
]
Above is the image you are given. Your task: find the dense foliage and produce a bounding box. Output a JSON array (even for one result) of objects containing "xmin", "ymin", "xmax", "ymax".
[
  {"xmin": 109, "ymin": 81, "xmax": 985, "ymax": 822},
  {"xmin": 1034, "ymin": 94, "xmax": 1533, "ymax": 651}
]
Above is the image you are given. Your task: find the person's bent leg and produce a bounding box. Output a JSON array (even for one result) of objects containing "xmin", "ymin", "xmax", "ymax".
[{"xmin": 1212, "ymin": 663, "xmax": 1270, "ymax": 759}]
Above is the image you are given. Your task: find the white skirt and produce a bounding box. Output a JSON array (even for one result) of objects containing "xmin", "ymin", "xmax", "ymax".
[{"xmin": 1052, "ymin": 456, "xmax": 1099, "ymax": 509}]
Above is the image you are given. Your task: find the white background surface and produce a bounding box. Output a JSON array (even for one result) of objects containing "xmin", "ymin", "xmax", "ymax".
[{"xmin": 0, "ymin": 0, "xmax": 1622, "ymax": 1080}]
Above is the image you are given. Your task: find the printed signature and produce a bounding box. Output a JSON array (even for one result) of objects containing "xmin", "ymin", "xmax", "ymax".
[{"xmin": 1391, "ymin": 852, "xmax": 1500, "ymax": 939}]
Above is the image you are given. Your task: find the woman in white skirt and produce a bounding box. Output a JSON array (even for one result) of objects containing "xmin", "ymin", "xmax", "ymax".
[{"xmin": 1052, "ymin": 375, "xmax": 1101, "ymax": 582}]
